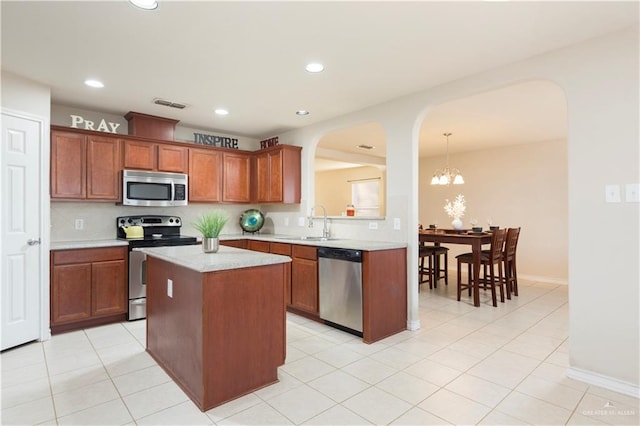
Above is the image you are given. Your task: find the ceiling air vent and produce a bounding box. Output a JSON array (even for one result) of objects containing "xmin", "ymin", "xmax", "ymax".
[
  {"xmin": 153, "ymin": 98, "xmax": 187, "ymax": 109},
  {"xmin": 356, "ymin": 144, "xmax": 375, "ymax": 150}
]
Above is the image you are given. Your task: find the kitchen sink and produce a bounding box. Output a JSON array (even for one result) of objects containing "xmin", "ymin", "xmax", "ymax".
[{"xmin": 276, "ymin": 236, "xmax": 341, "ymax": 241}]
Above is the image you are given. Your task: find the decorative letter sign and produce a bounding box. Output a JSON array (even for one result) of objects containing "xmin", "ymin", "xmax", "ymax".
[
  {"xmin": 69, "ymin": 114, "xmax": 121, "ymax": 133},
  {"xmin": 259, "ymin": 137, "xmax": 279, "ymax": 149},
  {"xmin": 193, "ymin": 132, "xmax": 239, "ymax": 149}
]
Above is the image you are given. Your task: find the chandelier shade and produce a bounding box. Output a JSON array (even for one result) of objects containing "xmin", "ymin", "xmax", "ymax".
[{"xmin": 431, "ymin": 133, "xmax": 464, "ymax": 185}]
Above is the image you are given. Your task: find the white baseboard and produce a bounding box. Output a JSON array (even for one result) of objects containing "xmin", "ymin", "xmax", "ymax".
[
  {"xmin": 567, "ymin": 367, "xmax": 640, "ymax": 398},
  {"xmin": 456, "ymin": 270, "xmax": 568, "ymax": 286},
  {"xmin": 407, "ymin": 319, "xmax": 421, "ymax": 331},
  {"xmin": 519, "ymin": 274, "xmax": 568, "ymax": 285}
]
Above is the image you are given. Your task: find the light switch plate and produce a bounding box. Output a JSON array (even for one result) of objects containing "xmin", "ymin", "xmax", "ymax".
[
  {"xmin": 369, "ymin": 222, "xmax": 378, "ymax": 230},
  {"xmin": 298, "ymin": 217, "xmax": 305, "ymax": 227},
  {"xmin": 167, "ymin": 279, "xmax": 173, "ymax": 298},
  {"xmin": 625, "ymin": 183, "xmax": 639, "ymax": 202},
  {"xmin": 393, "ymin": 218, "xmax": 401, "ymax": 230},
  {"xmin": 284, "ymin": 217, "xmax": 290, "ymax": 226},
  {"xmin": 605, "ymin": 184, "xmax": 621, "ymax": 203}
]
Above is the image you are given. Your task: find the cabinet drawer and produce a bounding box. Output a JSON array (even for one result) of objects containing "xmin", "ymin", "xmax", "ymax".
[
  {"xmin": 247, "ymin": 240, "xmax": 270, "ymax": 253},
  {"xmin": 53, "ymin": 246, "xmax": 127, "ymax": 265},
  {"xmin": 292, "ymin": 245, "xmax": 317, "ymax": 260},
  {"xmin": 269, "ymin": 242, "xmax": 292, "ymax": 256}
]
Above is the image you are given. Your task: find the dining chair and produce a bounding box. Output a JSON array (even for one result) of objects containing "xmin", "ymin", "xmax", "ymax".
[
  {"xmin": 456, "ymin": 228, "xmax": 507, "ymax": 307},
  {"xmin": 503, "ymin": 227, "xmax": 521, "ymax": 296}
]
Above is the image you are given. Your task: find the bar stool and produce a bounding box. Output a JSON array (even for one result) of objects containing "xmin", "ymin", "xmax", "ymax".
[{"xmin": 419, "ymin": 245, "xmax": 449, "ymax": 289}]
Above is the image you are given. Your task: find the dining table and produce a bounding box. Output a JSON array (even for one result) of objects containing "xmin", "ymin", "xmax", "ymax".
[{"xmin": 419, "ymin": 229, "xmax": 493, "ymax": 307}]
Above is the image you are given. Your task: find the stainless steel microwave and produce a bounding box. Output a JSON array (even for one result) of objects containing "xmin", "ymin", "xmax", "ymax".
[{"xmin": 122, "ymin": 169, "xmax": 188, "ymax": 207}]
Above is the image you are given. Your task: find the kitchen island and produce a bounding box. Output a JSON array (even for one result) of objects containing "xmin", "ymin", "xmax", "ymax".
[{"xmin": 140, "ymin": 244, "xmax": 291, "ymax": 411}]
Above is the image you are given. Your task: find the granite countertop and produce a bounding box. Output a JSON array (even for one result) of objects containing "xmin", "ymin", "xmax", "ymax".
[
  {"xmin": 50, "ymin": 235, "xmax": 407, "ymax": 252},
  {"xmin": 50, "ymin": 239, "xmax": 130, "ymax": 250},
  {"xmin": 140, "ymin": 245, "xmax": 291, "ymax": 273},
  {"xmin": 220, "ymin": 234, "xmax": 407, "ymax": 251}
]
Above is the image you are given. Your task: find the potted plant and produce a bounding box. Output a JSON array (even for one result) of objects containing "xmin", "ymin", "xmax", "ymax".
[{"xmin": 192, "ymin": 210, "xmax": 229, "ymax": 253}]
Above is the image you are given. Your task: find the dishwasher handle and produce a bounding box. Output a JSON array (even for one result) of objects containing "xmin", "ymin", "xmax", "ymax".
[{"xmin": 317, "ymin": 247, "xmax": 363, "ymax": 262}]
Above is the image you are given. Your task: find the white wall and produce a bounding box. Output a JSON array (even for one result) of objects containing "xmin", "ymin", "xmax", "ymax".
[
  {"xmin": 271, "ymin": 26, "xmax": 639, "ymax": 390},
  {"xmin": 419, "ymin": 140, "xmax": 568, "ymax": 283},
  {"xmin": 1, "ymin": 71, "xmax": 51, "ymax": 118}
]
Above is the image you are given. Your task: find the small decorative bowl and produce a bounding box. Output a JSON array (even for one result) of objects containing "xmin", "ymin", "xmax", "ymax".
[
  {"xmin": 472, "ymin": 227, "xmax": 483, "ymax": 233},
  {"xmin": 489, "ymin": 226, "xmax": 499, "ymax": 231}
]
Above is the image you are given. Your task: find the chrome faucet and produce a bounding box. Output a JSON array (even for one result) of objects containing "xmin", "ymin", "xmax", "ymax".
[{"xmin": 309, "ymin": 205, "xmax": 329, "ymax": 238}]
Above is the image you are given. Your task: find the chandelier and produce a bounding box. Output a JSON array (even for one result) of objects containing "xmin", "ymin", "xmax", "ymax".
[{"xmin": 430, "ymin": 132, "xmax": 464, "ymax": 185}]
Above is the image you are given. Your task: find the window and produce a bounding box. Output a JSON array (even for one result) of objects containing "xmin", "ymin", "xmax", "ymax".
[{"xmin": 352, "ymin": 180, "xmax": 380, "ymax": 217}]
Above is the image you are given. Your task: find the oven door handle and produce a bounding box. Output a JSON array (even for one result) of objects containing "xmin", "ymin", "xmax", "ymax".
[{"xmin": 131, "ymin": 299, "xmax": 146, "ymax": 305}]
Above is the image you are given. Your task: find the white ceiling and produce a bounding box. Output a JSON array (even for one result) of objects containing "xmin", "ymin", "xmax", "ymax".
[{"xmin": 2, "ymin": 1, "xmax": 637, "ymax": 151}]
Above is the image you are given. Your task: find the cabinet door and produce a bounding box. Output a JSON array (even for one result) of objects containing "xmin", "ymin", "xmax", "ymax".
[
  {"xmin": 270, "ymin": 243, "xmax": 292, "ymax": 306},
  {"xmin": 267, "ymin": 150, "xmax": 283, "ymax": 202},
  {"xmin": 254, "ymin": 152, "xmax": 270, "ymax": 202},
  {"xmin": 222, "ymin": 152, "xmax": 251, "ymax": 203},
  {"xmin": 51, "ymin": 131, "xmax": 86, "ymax": 199},
  {"xmin": 86, "ymin": 135, "xmax": 121, "ymax": 200},
  {"xmin": 158, "ymin": 144, "xmax": 188, "ymax": 173},
  {"xmin": 92, "ymin": 260, "xmax": 127, "ymax": 317},
  {"xmin": 291, "ymin": 258, "xmax": 318, "ymax": 313},
  {"xmin": 189, "ymin": 148, "xmax": 222, "ymax": 202},
  {"xmin": 51, "ymin": 263, "xmax": 92, "ymax": 324},
  {"xmin": 123, "ymin": 140, "xmax": 156, "ymax": 170}
]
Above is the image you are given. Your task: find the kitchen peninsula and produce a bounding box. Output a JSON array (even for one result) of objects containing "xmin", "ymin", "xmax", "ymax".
[{"xmin": 140, "ymin": 244, "xmax": 291, "ymax": 411}]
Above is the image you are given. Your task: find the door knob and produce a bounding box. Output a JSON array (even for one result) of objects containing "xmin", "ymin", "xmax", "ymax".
[{"xmin": 27, "ymin": 238, "xmax": 41, "ymax": 246}]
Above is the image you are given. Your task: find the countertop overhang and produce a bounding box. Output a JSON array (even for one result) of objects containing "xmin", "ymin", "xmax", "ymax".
[{"xmin": 140, "ymin": 244, "xmax": 291, "ymax": 273}]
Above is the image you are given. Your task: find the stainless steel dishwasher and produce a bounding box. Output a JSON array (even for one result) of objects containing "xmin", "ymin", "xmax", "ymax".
[{"xmin": 318, "ymin": 247, "xmax": 363, "ymax": 335}]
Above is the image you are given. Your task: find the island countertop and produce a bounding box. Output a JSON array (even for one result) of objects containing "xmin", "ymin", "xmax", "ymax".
[{"xmin": 139, "ymin": 244, "xmax": 291, "ymax": 273}]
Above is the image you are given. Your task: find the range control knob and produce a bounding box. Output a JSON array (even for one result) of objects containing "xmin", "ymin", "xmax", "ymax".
[
  {"xmin": 169, "ymin": 218, "xmax": 174, "ymax": 223},
  {"xmin": 175, "ymin": 218, "xmax": 180, "ymax": 224}
]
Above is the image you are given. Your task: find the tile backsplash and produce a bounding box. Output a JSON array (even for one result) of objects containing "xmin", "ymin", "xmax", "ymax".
[{"xmin": 50, "ymin": 202, "xmax": 269, "ymax": 241}]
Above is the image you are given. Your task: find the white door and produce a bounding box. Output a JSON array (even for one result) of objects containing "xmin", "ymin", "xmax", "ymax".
[{"xmin": 1, "ymin": 112, "xmax": 43, "ymax": 350}]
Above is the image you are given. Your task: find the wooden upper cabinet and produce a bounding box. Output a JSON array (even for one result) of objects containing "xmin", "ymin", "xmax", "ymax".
[
  {"xmin": 86, "ymin": 135, "xmax": 121, "ymax": 200},
  {"xmin": 157, "ymin": 144, "xmax": 188, "ymax": 173},
  {"xmin": 123, "ymin": 140, "xmax": 156, "ymax": 170},
  {"xmin": 222, "ymin": 152, "xmax": 251, "ymax": 203},
  {"xmin": 189, "ymin": 148, "xmax": 222, "ymax": 202},
  {"xmin": 51, "ymin": 129, "xmax": 120, "ymax": 201},
  {"xmin": 253, "ymin": 145, "xmax": 301, "ymax": 203},
  {"xmin": 51, "ymin": 131, "xmax": 86, "ymax": 199},
  {"xmin": 123, "ymin": 139, "xmax": 187, "ymax": 173}
]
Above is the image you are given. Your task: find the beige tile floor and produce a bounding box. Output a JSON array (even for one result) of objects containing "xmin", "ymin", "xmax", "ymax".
[{"xmin": 2, "ymin": 278, "xmax": 638, "ymax": 425}]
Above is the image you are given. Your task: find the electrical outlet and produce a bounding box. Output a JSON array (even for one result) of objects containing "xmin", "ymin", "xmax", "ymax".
[
  {"xmin": 298, "ymin": 217, "xmax": 306, "ymax": 227},
  {"xmin": 74, "ymin": 219, "xmax": 84, "ymax": 230},
  {"xmin": 625, "ymin": 183, "xmax": 639, "ymax": 202},
  {"xmin": 393, "ymin": 218, "xmax": 401, "ymax": 230},
  {"xmin": 605, "ymin": 184, "xmax": 621, "ymax": 203},
  {"xmin": 284, "ymin": 217, "xmax": 290, "ymax": 226},
  {"xmin": 167, "ymin": 279, "xmax": 173, "ymax": 298},
  {"xmin": 369, "ymin": 222, "xmax": 378, "ymax": 230}
]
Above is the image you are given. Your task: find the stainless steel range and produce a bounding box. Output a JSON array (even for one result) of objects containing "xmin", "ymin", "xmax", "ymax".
[{"xmin": 117, "ymin": 215, "xmax": 198, "ymax": 320}]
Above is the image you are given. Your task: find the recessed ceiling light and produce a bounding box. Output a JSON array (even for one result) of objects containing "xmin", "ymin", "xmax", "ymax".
[
  {"xmin": 84, "ymin": 79, "xmax": 104, "ymax": 88},
  {"xmin": 296, "ymin": 110, "xmax": 310, "ymax": 116},
  {"xmin": 214, "ymin": 109, "xmax": 229, "ymax": 116},
  {"xmin": 129, "ymin": 0, "xmax": 158, "ymax": 10},
  {"xmin": 305, "ymin": 63, "xmax": 324, "ymax": 73}
]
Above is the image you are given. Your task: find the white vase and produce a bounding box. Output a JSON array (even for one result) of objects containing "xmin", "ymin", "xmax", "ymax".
[
  {"xmin": 202, "ymin": 237, "xmax": 220, "ymax": 253},
  {"xmin": 451, "ymin": 218, "xmax": 463, "ymax": 230}
]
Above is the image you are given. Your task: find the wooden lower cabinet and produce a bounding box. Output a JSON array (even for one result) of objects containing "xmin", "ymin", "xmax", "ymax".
[
  {"xmin": 50, "ymin": 246, "xmax": 128, "ymax": 333},
  {"xmin": 290, "ymin": 245, "xmax": 318, "ymax": 314}
]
